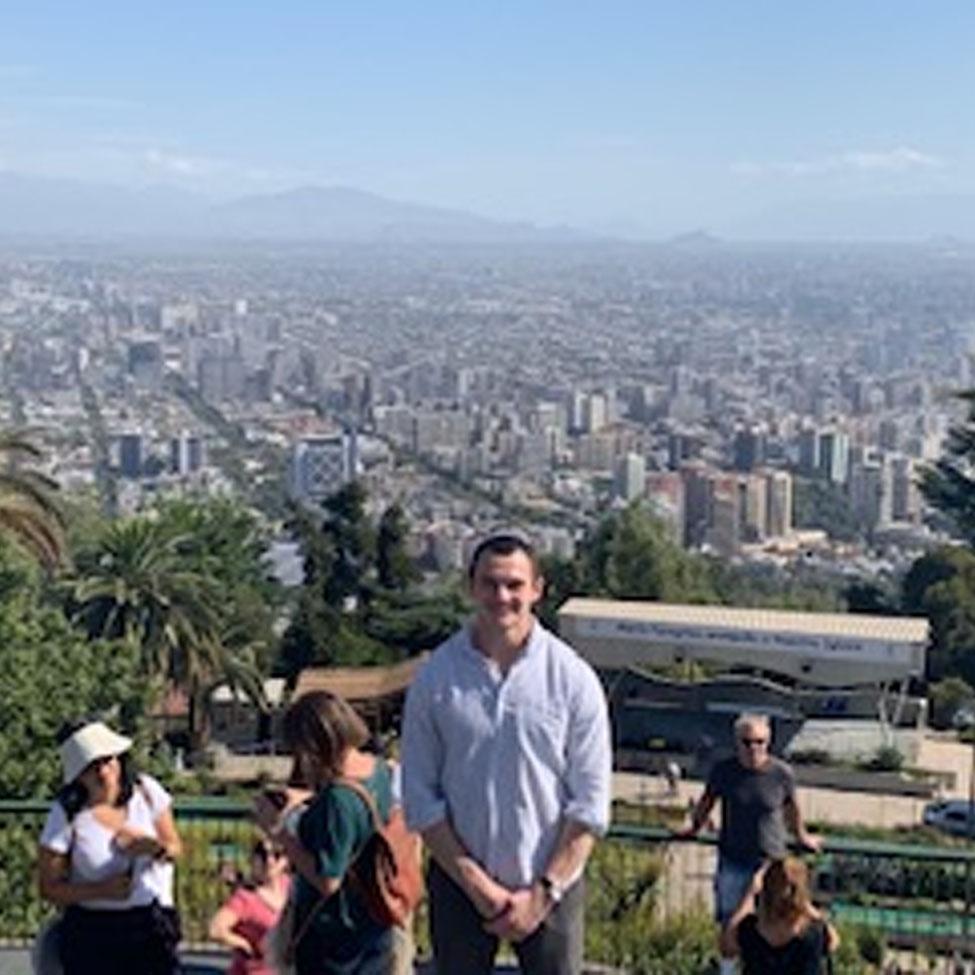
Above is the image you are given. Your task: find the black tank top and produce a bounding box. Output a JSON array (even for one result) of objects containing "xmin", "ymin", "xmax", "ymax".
[{"xmin": 737, "ymin": 914, "xmax": 827, "ymax": 975}]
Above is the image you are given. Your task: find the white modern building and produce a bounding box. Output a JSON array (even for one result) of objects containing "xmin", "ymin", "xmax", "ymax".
[
  {"xmin": 290, "ymin": 432, "xmax": 358, "ymax": 503},
  {"xmin": 558, "ymin": 597, "xmax": 928, "ymax": 688}
]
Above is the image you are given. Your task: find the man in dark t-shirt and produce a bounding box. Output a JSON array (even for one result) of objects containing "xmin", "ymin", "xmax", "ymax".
[
  {"xmin": 708, "ymin": 750, "xmax": 795, "ymax": 867},
  {"xmin": 676, "ymin": 714, "xmax": 820, "ymax": 975}
]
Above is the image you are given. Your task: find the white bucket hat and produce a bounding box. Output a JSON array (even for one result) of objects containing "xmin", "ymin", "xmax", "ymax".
[{"xmin": 59, "ymin": 722, "xmax": 133, "ymax": 784}]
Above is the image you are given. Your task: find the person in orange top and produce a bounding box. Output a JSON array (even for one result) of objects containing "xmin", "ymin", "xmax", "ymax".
[{"xmin": 210, "ymin": 839, "xmax": 291, "ymax": 975}]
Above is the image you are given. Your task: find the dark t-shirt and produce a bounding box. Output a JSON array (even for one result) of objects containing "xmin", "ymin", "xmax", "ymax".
[
  {"xmin": 737, "ymin": 914, "xmax": 827, "ymax": 975},
  {"xmin": 294, "ymin": 761, "xmax": 393, "ymax": 975},
  {"xmin": 707, "ymin": 756, "xmax": 796, "ymax": 864}
]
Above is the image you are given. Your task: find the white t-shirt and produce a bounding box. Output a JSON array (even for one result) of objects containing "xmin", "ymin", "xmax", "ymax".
[{"xmin": 40, "ymin": 774, "xmax": 175, "ymax": 911}]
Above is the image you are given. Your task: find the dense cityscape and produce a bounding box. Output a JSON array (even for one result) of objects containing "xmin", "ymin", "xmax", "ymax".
[{"xmin": 3, "ymin": 240, "xmax": 971, "ymax": 582}]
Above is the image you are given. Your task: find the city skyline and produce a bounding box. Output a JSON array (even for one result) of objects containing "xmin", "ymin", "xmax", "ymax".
[{"xmin": 2, "ymin": 2, "xmax": 975, "ymax": 238}]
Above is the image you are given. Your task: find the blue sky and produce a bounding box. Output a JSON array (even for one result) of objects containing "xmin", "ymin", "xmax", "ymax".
[{"xmin": 2, "ymin": 1, "xmax": 973, "ymax": 234}]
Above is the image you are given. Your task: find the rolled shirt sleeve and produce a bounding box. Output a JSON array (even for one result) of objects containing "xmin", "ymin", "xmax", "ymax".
[
  {"xmin": 562, "ymin": 663, "xmax": 612, "ymax": 835},
  {"xmin": 401, "ymin": 662, "xmax": 448, "ymax": 833}
]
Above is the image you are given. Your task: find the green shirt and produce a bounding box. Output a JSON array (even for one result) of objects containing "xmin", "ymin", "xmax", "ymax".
[{"xmin": 294, "ymin": 760, "xmax": 393, "ymax": 974}]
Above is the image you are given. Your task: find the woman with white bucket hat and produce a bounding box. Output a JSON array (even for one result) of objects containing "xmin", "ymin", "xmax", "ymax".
[{"xmin": 35, "ymin": 720, "xmax": 183, "ymax": 975}]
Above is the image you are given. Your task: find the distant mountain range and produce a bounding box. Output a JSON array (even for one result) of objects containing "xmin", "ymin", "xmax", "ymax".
[
  {"xmin": 0, "ymin": 173, "xmax": 582, "ymax": 242},
  {"xmin": 1, "ymin": 171, "xmax": 974, "ymax": 243},
  {"xmin": 720, "ymin": 193, "xmax": 975, "ymax": 243}
]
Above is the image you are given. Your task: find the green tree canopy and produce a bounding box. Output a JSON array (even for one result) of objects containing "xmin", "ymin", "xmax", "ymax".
[
  {"xmin": 901, "ymin": 546, "xmax": 975, "ymax": 682},
  {"xmin": 376, "ymin": 503, "xmax": 419, "ymax": 591},
  {"xmin": 793, "ymin": 477, "xmax": 859, "ymax": 542},
  {"xmin": 0, "ymin": 594, "xmax": 154, "ymax": 798},
  {"xmin": 921, "ymin": 389, "xmax": 975, "ymax": 543},
  {"xmin": 578, "ymin": 503, "xmax": 715, "ymax": 602}
]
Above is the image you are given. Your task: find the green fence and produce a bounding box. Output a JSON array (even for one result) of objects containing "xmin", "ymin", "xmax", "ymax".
[{"xmin": 3, "ymin": 801, "xmax": 975, "ymax": 973}]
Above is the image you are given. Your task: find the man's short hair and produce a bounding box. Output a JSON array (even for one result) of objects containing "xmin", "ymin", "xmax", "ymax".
[
  {"xmin": 734, "ymin": 712, "xmax": 771, "ymax": 740},
  {"xmin": 467, "ymin": 532, "xmax": 541, "ymax": 579}
]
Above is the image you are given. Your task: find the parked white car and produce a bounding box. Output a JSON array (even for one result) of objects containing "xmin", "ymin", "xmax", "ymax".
[{"xmin": 922, "ymin": 799, "xmax": 975, "ymax": 837}]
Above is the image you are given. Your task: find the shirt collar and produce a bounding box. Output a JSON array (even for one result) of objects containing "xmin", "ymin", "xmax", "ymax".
[{"xmin": 459, "ymin": 617, "xmax": 542, "ymax": 668}]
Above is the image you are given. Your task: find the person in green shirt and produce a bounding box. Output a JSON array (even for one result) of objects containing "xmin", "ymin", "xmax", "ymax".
[{"xmin": 255, "ymin": 691, "xmax": 394, "ymax": 975}]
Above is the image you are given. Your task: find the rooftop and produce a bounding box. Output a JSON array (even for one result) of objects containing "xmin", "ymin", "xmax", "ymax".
[{"xmin": 559, "ymin": 597, "xmax": 930, "ymax": 644}]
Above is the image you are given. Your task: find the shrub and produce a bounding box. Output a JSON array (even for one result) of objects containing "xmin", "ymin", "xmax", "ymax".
[
  {"xmin": 788, "ymin": 747, "xmax": 833, "ymax": 766},
  {"xmin": 860, "ymin": 746, "xmax": 905, "ymax": 772}
]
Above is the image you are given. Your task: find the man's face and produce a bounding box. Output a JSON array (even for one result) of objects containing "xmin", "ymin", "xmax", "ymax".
[
  {"xmin": 736, "ymin": 722, "xmax": 771, "ymax": 770},
  {"xmin": 469, "ymin": 550, "xmax": 543, "ymax": 633}
]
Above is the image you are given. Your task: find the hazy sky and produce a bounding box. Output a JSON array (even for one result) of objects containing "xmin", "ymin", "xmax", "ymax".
[{"xmin": 2, "ymin": 1, "xmax": 973, "ymax": 234}]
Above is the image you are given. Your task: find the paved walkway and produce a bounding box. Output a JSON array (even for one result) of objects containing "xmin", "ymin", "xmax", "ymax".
[
  {"xmin": 0, "ymin": 948, "xmax": 227, "ymax": 974},
  {"xmin": 0, "ymin": 950, "xmax": 619, "ymax": 974}
]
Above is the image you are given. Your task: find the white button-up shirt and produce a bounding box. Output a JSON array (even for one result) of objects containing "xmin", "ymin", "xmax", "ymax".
[{"xmin": 402, "ymin": 620, "xmax": 612, "ymax": 889}]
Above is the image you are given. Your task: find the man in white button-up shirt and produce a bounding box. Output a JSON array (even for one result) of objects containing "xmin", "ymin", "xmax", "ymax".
[{"xmin": 402, "ymin": 534, "xmax": 612, "ymax": 975}]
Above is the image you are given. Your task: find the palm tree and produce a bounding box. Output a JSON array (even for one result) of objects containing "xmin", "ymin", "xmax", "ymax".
[
  {"xmin": 70, "ymin": 515, "xmax": 266, "ymax": 755},
  {"xmin": 0, "ymin": 429, "xmax": 66, "ymax": 569},
  {"xmin": 191, "ymin": 623, "xmax": 269, "ymax": 755},
  {"xmin": 70, "ymin": 518, "xmax": 221, "ymax": 751}
]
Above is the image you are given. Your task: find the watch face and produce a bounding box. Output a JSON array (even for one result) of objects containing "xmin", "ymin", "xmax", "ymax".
[{"xmin": 542, "ymin": 876, "xmax": 563, "ymax": 903}]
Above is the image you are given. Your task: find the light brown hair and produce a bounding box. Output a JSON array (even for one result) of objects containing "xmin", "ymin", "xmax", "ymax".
[
  {"xmin": 283, "ymin": 690, "xmax": 369, "ymax": 785},
  {"xmin": 758, "ymin": 857, "xmax": 813, "ymax": 925}
]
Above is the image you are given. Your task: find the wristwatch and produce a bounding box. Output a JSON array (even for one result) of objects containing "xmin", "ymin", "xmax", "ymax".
[{"xmin": 539, "ymin": 874, "xmax": 565, "ymax": 905}]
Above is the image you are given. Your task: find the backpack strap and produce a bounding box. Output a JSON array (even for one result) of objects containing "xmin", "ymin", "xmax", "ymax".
[
  {"xmin": 333, "ymin": 774, "xmax": 386, "ymax": 834},
  {"xmin": 286, "ymin": 770, "xmax": 386, "ymax": 955}
]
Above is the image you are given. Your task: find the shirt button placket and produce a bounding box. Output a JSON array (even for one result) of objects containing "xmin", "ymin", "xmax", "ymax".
[{"xmin": 485, "ymin": 667, "xmax": 506, "ymax": 876}]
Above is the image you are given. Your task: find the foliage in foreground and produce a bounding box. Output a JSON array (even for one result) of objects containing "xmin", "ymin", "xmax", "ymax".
[{"xmin": 0, "ymin": 564, "xmax": 156, "ymax": 799}]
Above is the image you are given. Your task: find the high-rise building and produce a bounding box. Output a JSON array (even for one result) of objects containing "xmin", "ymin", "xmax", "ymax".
[
  {"xmin": 765, "ymin": 470, "xmax": 793, "ymax": 538},
  {"xmin": 646, "ymin": 472, "xmax": 686, "ymax": 543},
  {"xmin": 668, "ymin": 430, "xmax": 703, "ymax": 470},
  {"xmin": 169, "ymin": 434, "xmax": 205, "ymax": 476},
  {"xmin": 680, "ymin": 463, "xmax": 712, "ymax": 548},
  {"xmin": 733, "ymin": 426, "xmax": 767, "ymax": 472},
  {"xmin": 797, "ymin": 427, "xmax": 820, "ymax": 475},
  {"xmin": 290, "ymin": 433, "xmax": 358, "ymax": 503},
  {"xmin": 127, "ymin": 339, "xmax": 163, "ymax": 391},
  {"xmin": 613, "ymin": 452, "xmax": 646, "ymax": 503},
  {"xmin": 890, "ymin": 454, "xmax": 921, "ymax": 523},
  {"xmin": 707, "ymin": 475, "xmax": 740, "ymax": 558},
  {"xmin": 574, "ymin": 433, "xmax": 616, "ymax": 471},
  {"xmin": 738, "ymin": 474, "xmax": 768, "ymax": 542},
  {"xmin": 411, "ymin": 409, "xmax": 471, "ymax": 455},
  {"xmin": 818, "ymin": 430, "xmax": 850, "ymax": 485},
  {"xmin": 530, "ymin": 402, "xmax": 566, "ymax": 434},
  {"xmin": 118, "ymin": 433, "xmax": 143, "ymax": 479},
  {"xmin": 583, "ymin": 393, "xmax": 608, "ymax": 434},
  {"xmin": 849, "ymin": 454, "xmax": 893, "ymax": 531},
  {"xmin": 516, "ymin": 431, "xmax": 552, "ymax": 478}
]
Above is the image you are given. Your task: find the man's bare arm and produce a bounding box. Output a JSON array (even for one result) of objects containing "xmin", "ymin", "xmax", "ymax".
[
  {"xmin": 543, "ymin": 818, "xmax": 597, "ymax": 887},
  {"xmin": 674, "ymin": 788, "xmax": 718, "ymax": 838},
  {"xmin": 784, "ymin": 796, "xmax": 821, "ymax": 851}
]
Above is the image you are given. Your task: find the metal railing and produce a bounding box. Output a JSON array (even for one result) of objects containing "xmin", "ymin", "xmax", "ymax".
[{"xmin": 3, "ymin": 800, "xmax": 975, "ymax": 973}]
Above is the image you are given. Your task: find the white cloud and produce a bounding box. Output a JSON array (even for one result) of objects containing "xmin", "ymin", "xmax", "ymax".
[
  {"xmin": 141, "ymin": 147, "xmax": 316, "ymax": 189},
  {"xmin": 143, "ymin": 148, "xmax": 223, "ymax": 178},
  {"xmin": 732, "ymin": 146, "xmax": 945, "ymax": 178}
]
